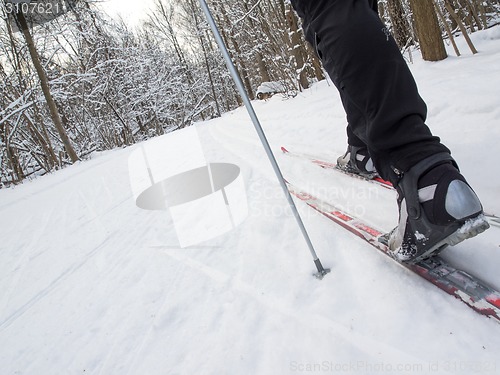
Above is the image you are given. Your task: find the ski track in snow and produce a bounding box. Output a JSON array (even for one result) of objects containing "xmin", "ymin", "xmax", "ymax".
[{"xmin": 1, "ymin": 28, "xmax": 500, "ymax": 374}]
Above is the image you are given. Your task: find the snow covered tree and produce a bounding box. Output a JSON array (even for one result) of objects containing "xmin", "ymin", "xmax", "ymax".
[
  {"xmin": 7, "ymin": 2, "xmax": 79, "ymax": 163},
  {"xmin": 1, "ymin": 0, "xmax": 499, "ymax": 186}
]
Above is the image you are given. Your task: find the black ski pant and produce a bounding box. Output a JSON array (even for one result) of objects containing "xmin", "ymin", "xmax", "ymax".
[{"xmin": 290, "ymin": 0, "xmax": 450, "ymax": 183}]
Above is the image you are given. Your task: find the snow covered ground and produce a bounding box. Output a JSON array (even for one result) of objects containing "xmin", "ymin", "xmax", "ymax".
[{"xmin": 1, "ymin": 27, "xmax": 500, "ymax": 375}]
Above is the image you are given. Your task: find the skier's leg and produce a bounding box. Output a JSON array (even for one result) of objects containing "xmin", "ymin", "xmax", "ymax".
[
  {"xmin": 290, "ymin": 0, "xmax": 489, "ymax": 262},
  {"xmin": 337, "ymin": 90, "xmax": 378, "ymax": 177},
  {"xmin": 292, "ymin": 0, "xmax": 448, "ymax": 183}
]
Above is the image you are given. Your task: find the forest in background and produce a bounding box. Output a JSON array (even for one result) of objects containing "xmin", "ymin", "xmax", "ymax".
[{"xmin": 1, "ymin": 0, "xmax": 499, "ymax": 187}]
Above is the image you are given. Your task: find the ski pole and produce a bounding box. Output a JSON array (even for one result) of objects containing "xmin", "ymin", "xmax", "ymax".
[{"xmin": 198, "ymin": 0, "xmax": 330, "ymax": 279}]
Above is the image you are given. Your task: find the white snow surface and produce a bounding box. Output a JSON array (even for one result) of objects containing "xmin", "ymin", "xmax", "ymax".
[{"xmin": 1, "ymin": 28, "xmax": 500, "ymax": 375}]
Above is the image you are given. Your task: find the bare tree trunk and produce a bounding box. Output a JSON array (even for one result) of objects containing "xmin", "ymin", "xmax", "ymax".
[
  {"xmin": 216, "ymin": 20, "xmax": 243, "ymax": 106},
  {"xmin": 3, "ymin": 121, "xmax": 24, "ymax": 182},
  {"xmin": 215, "ymin": 3, "xmax": 255, "ymax": 100},
  {"xmin": 387, "ymin": 0, "xmax": 412, "ymax": 49},
  {"xmin": 16, "ymin": 12, "xmax": 79, "ymax": 163},
  {"xmin": 154, "ymin": 0, "xmax": 195, "ymax": 85},
  {"xmin": 285, "ymin": 2, "xmax": 309, "ymax": 90},
  {"xmin": 444, "ymin": 0, "xmax": 478, "ymax": 54},
  {"xmin": 305, "ymin": 41, "xmax": 325, "ymax": 82},
  {"xmin": 191, "ymin": 1, "xmax": 221, "ymax": 117},
  {"xmin": 230, "ymin": 37, "xmax": 255, "ymax": 100},
  {"xmin": 464, "ymin": 0, "xmax": 484, "ymax": 29},
  {"xmin": 24, "ymin": 113, "xmax": 58, "ymax": 170},
  {"xmin": 433, "ymin": 0, "xmax": 461, "ymax": 56},
  {"xmin": 474, "ymin": 0, "xmax": 489, "ymax": 30},
  {"xmin": 256, "ymin": 52, "xmax": 271, "ymax": 83},
  {"xmin": 409, "ymin": 0, "xmax": 448, "ymax": 61},
  {"xmin": 240, "ymin": 2, "xmax": 271, "ymax": 84}
]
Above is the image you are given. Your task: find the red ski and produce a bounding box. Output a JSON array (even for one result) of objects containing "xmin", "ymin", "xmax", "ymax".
[
  {"xmin": 280, "ymin": 146, "xmax": 393, "ymax": 189},
  {"xmin": 281, "ymin": 145, "xmax": 500, "ymax": 227},
  {"xmin": 286, "ymin": 180, "xmax": 500, "ymax": 324}
]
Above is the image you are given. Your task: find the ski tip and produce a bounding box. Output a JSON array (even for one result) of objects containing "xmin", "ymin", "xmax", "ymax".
[
  {"xmin": 373, "ymin": 177, "xmax": 393, "ymax": 187},
  {"xmin": 280, "ymin": 146, "xmax": 289, "ymax": 153},
  {"xmin": 485, "ymin": 216, "xmax": 500, "ymax": 227}
]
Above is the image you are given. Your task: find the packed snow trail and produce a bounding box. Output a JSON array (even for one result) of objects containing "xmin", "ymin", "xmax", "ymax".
[{"xmin": 1, "ymin": 27, "xmax": 500, "ymax": 375}]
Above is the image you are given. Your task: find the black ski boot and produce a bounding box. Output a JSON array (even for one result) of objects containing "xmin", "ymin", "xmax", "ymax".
[
  {"xmin": 388, "ymin": 152, "xmax": 489, "ymax": 262},
  {"xmin": 337, "ymin": 145, "xmax": 378, "ymax": 179}
]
